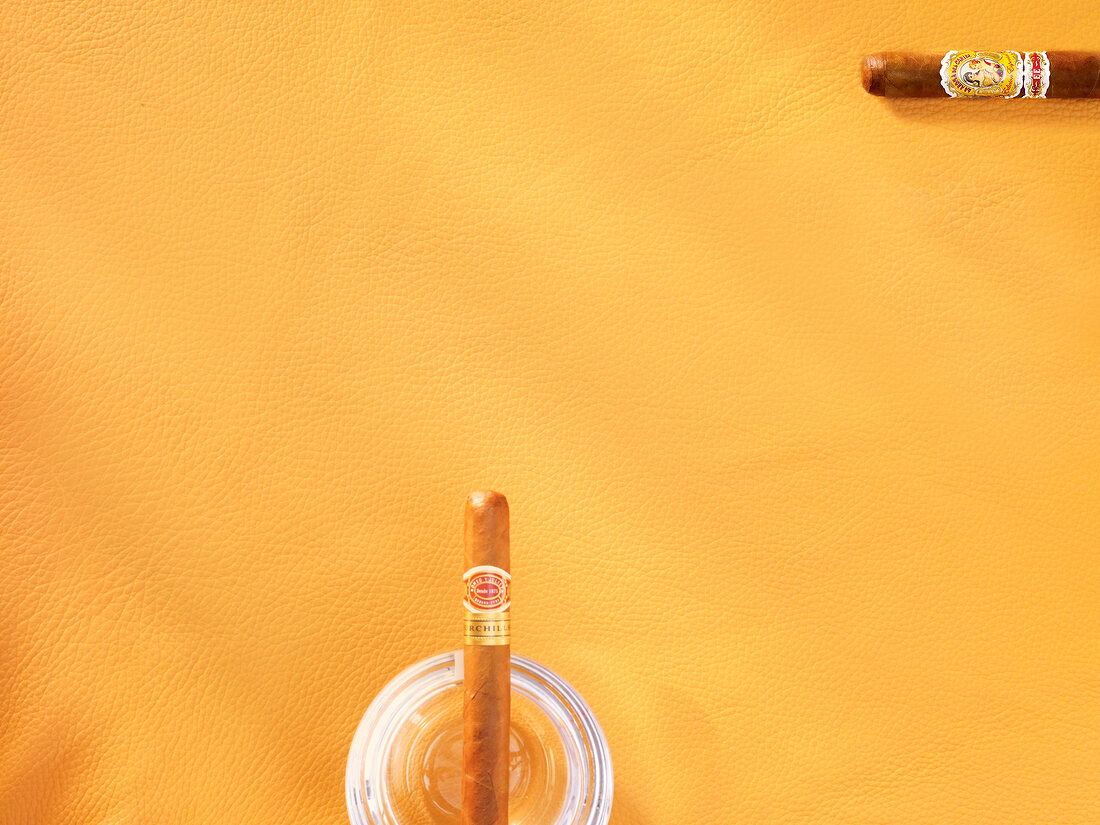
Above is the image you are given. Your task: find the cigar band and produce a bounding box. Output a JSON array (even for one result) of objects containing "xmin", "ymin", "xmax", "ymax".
[
  {"xmin": 940, "ymin": 51, "xmax": 1024, "ymax": 98},
  {"xmin": 464, "ymin": 611, "xmax": 510, "ymax": 645},
  {"xmin": 463, "ymin": 565, "xmax": 511, "ymax": 645},
  {"xmin": 463, "ymin": 565, "xmax": 511, "ymax": 613},
  {"xmin": 1022, "ymin": 51, "xmax": 1050, "ymax": 98}
]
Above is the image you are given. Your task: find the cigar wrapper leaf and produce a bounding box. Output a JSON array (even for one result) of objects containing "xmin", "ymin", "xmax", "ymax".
[
  {"xmin": 863, "ymin": 50, "xmax": 1100, "ymax": 98},
  {"xmin": 462, "ymin": 492, "xmax": 511, "ymax": 825}
]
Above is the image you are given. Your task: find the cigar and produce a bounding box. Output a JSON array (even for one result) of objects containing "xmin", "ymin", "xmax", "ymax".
[
  {"xmin": 462, "ymin": 491, "xmax": 511, "ymax": 825},
  {"xmin": 862, "ymin": 50, "xmax": 1100, "ymax": 98}
]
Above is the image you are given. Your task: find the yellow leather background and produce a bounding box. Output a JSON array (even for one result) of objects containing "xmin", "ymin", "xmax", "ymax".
[{"xmin": 3, "ymin": 2, "xmax": 1099, "ymax": 823}]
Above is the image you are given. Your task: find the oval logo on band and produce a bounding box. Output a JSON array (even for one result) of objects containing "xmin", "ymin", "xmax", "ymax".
[
  {"xmin": 940, "ymin": 50, "xmax": 1023, "ymax": 98},
  {"xmin": 463, "ymin": 565, "xmax": 511, "ymax": 613}
]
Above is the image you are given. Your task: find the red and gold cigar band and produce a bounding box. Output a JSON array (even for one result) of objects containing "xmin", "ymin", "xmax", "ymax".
[
  {"xmin": 1024, "ymin": 51, "xmax": 1051, "ymax": 98},
  {"xmin": 463, "ymin": 565, "xmax": 510, "ymax": 645},
  {"xmin": 940, "ymin": 50, "xmax": 1049, "ymax": 98}
]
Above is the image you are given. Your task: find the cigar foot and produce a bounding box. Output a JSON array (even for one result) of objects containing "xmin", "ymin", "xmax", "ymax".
[{"xmin": 862, "ymin": 53, "xmax": 886, "ymax": 96}]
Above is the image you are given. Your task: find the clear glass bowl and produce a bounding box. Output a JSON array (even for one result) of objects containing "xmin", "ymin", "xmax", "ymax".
[{"xmin": 346, "ymin": 651, "xmax": 612, "ymax": 825}]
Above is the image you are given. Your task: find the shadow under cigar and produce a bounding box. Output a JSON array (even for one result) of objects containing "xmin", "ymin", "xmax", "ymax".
[{"xmin": 881, "ymin": 97, "xmax": 1100, "ymax": 124}]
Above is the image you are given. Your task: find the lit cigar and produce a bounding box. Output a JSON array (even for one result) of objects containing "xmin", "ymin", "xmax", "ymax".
[
  {"xmin": 462, "ymin": 491, "xmax": 511, "ymax": 825},
  {"xmin": 862, "ymin": 51, "xmax": 1100, "ymax": 98}
]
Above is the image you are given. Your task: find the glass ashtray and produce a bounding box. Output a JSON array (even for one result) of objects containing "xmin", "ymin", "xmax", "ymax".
[{"xmin": 346, "ymin": 650, "xmax": 612, "ymax": 825}]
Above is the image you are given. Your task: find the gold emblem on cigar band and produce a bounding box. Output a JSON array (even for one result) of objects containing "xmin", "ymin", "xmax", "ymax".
[{"xmin": 941, "ymin": 51, "xmax": 1023, "ymax": 97}]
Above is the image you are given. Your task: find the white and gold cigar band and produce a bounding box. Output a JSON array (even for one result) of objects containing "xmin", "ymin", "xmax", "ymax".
[
  {"xmin": 463, "ymin": 565, "xmax": 510, "ymax": 645},
  {"xmin": 940, "ymin": 50, "xmax": 1050, "ymax": 98}
]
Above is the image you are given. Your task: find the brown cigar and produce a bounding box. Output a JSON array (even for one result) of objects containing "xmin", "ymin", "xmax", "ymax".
[
  {"xmin": 862, "ymin": 50, "xmax": 1100, "ymax": 98},
  {"xmin": 462, "ymin": 491, "xmax": 511, "ymax": 825}
]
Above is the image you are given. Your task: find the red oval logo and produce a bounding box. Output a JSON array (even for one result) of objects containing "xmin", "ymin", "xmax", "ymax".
[{"xmin": 464, "ymin": 567, "xmax": 511, "ymax": 612}]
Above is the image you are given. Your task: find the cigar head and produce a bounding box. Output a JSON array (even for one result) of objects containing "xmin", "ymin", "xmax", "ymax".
[
  {"xmin": 466, "ymin": 490, "xmax": 508, "ymax": 514},
  {"xmin": 464, "ymin": 490, "xmax": 510, "ymax": 571},
  {"xmin": 862, "ymin": 53, "xmax": 886, "ymax": 96}
]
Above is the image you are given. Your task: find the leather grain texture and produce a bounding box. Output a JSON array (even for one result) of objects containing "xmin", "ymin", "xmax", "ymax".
[{"xmin": 2, "ymin": 2, "xmax": 1099, "ymax": 823}]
